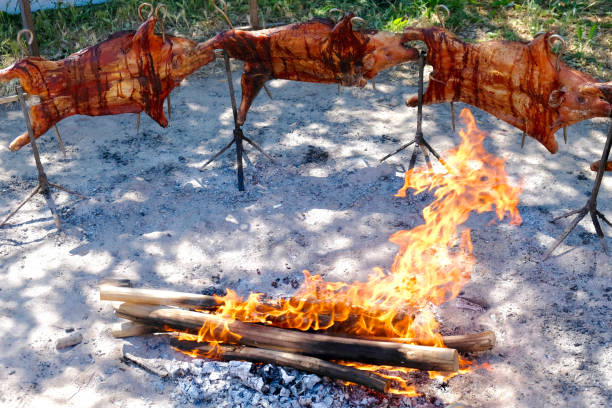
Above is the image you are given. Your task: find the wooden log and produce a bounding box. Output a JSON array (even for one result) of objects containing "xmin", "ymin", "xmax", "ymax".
[
  {"xmin": 100, "ymin": 285, "xmax": 218, "ymax": 310},
  {"xmin": 115, "ymin": 303, "xmax": 459, "ymax": 372},
  {"xmin": 111, "ymin": 321, "xmax": 156, "ymax": 338},
  {"xmin": 171, "ymin": 338, "xmax": 390, "ymax": 393},
  {"xmin": 99, "ymin": 285, "xmax": 413, "ymax": 332},
  {"xmin": 353, "ymin": 331, "xmax": 496, "ymax": 353}
]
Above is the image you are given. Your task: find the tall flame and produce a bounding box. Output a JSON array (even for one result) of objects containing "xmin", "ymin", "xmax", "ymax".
[{"xmin": 187, "ymin": 108, "xmax": 521, "ymax": 393}]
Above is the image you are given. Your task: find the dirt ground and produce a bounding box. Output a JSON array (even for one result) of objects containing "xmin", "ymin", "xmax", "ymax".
[{"xmin": 0, "ymin": 61, "xmax": 610, "ymax": 407}]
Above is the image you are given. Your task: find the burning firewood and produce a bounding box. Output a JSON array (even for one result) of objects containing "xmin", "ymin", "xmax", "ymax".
[
  {"xmin": 402, "ymin": 27, "xmax": 612, "ymax": 153},
  {"xmin": 114, "ymin": 303, "xmax": 459, "ymax": 372},
  {"xmin": 170, "ymin": 338, "xmax": 390, "ymax": 393},
  {"xmin": 204, "ymin": 11, "xmax": 419, "ymax": 125},
  {"xmin": 100, "ymin": 284, "xmax": 219, "ymax": 309},
  {"xmin": 0, "ymin": 16, "xmax": 215, "ymax": 151},
  {"xmin": 101, "ymin": 284, "xmax": 495, "ymax": 352},
  {"xmin": 353, "ymin": 331, "xmax": 496, "ymax": 353}
]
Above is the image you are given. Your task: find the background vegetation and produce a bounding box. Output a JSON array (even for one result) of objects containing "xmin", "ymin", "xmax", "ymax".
[{"xmin": 0, "ymin": 0, "xmax": 610, "ymax": 78}]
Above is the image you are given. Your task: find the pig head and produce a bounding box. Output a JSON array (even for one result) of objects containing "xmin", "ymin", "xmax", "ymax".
[{"xmin": 549, "ymin": 73, "xmax": 612, "ymax": 127}]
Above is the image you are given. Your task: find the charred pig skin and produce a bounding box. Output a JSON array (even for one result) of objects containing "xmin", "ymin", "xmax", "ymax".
[
  {"xmin": 208, "ymin": 13, "xmax": 419, "ymax": 125},
  {"xmin": 0, "ymin": 17, "xmax": 215, "ymax": 151},
  {"xmin": 403, "ymin": 27, "xmax": 612, "ymax": 153}
]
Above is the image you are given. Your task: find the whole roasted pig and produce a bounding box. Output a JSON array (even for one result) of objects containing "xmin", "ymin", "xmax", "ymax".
[
  {"xmin": 204, "ymin": 12, "xmax": 419, "ymax": 125},
  {"xmin": 403, "ymin": 27, "xmax": 612, "ymax": 153},
  {"xmin": 0, "ymin": 17, "xmax": 214, "ymax": 151}
]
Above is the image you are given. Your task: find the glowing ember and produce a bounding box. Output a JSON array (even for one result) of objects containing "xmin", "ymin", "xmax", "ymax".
[{"xmin": 186, "ymin": 108, "xmax": 521, "ymax": 393}]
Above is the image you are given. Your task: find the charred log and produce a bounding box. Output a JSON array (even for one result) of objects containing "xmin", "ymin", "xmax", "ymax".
[
  {"xmin": 115, "ymin": 303, "xmax": 459, "ymax": 372},
  {"xmin": 171, "ymin": 338, "xmax": 390, "ymax": 393}
]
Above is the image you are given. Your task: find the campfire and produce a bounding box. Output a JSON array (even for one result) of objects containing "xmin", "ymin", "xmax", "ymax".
[{"xmin": 101, "ymin": 108, "xmax": 521, "ymax": 395}]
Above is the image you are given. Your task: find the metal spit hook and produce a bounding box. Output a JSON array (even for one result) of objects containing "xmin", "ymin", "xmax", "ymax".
[
  {"xmin": 138, "ymin": 2, "xmax": 153, "ymax": 21},
  {"xmin": 435, "ymin": 4, "xmax": 450, "ymax": 28},
  {"xmin": 17, "ymin": 29, "xmax": 33, "ymax": 56},
  {"xmin": 350, "ymin": 16, "xmax": 366, "ymax": 31},
  {"xmin": 548, "ymin": 34, "xmax": 566, "ymax": 71},
  {"xmin": 328, "ymin": 8, "xmax": 345, "ymax": 24}
]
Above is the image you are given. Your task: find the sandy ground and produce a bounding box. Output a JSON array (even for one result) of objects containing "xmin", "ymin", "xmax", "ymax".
[{"xmin": 0, "ymin": 61, "xmax": 610, "ymax": 407}]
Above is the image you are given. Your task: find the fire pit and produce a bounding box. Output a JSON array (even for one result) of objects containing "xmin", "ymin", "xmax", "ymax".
[{"xmin": 100, "ymin": 109, "xmax": 521, "ymax": 401}]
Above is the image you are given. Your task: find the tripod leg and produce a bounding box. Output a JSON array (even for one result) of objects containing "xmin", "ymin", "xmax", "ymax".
[
  {"xmin": 590, "ymin": 210, "xmax": 609, "ymax": 254},
  {"xmin": 596, "ymin": 210, "xmax": 612, "ymax": 228},
  {"xmin": 235, "ymin": 130, "xmax": 245, "ymax": 191},
  {"xmin": 379, "ymin": 140, "xmax": 415, "ymax": 163},
  {"xmin": 407, "ymin": 142, "xmax": 420, "ymax": 171},
  {"xmin": 242, "ymin": 134, "xmax": 277, "ymax": 164},
  {"xmin": 542, "ymin": 208, "xmax": 588, "ymax": 260},
  {"xmin": 48, "ymin": 183, "xmax": 88, "ymax": 200},
  {"xmin": 200, "ymin": 139, "xmax": 236, "ymax": 170},
  {"xmin": 551, "ymin": 207, "xmax": 584, "ymax": 222},
  {"xmin": 54, "ymin": 125, "xmax": 67, "ymax": 157},
  {"xmin": 0, "ymin": 185, "xmax": 40, "ymax": 228},
  {"xmin": 41, "ymin": 188, "xmax": 62, "ymax": 230},
  {"xmin": 419, "ymin": 143, "xmax": 433, "ymax": 172}
]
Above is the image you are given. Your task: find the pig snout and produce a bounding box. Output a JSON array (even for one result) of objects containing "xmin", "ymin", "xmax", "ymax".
[{"xmin": 552, "ymin": 83, "xmax": 612, "ymax": 124}]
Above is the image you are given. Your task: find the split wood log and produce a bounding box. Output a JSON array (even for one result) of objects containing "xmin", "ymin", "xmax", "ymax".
[
  {"xmin": 115, "ymin": 303, "xmax": 459, "ymax": 372},
  {"xmin": 102, "ymin": 286, "xmax": 491, "ymax": 352},
  {"xmin": 100, "ymin": 285, "xmax": 218, "ymax": 310},
  {"xmin": 171, "ymin": 338, "xmax": 390, "ymax": 393},
  {"xmin": 99, "ymin": 285, "xmax": 415, "ymax": 332},
  {"xmin": 353, "ymin": 331, "xmax": 496, "ymax": 353},
  {"xmin": 112, "ymin": 318, "xmax": 495, "ymax": 353},
  {"xmin": 111, "ymin": 321, "xmax": 156, "ymax": 338}
]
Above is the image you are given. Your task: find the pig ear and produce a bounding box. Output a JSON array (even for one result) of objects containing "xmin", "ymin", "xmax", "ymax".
[{"xmin": 548, "ymin": 87, "xmax": 566, "ymax": 108}]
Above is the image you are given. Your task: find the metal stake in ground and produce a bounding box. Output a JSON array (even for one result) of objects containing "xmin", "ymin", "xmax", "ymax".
[
  {"xmin": 379, "ymin": 50, "xmax": 445, "ymax": 169},
  {"xmin": 0, "ymin": 86, "xmax": 87, "ymax": 230},
  {"xmin": 200, "ymin": 50, "xmax": 276, "ymax": 191},
  {"xmin": 543, "ymin": 117, "xmax": 612, "ymax": 260}
]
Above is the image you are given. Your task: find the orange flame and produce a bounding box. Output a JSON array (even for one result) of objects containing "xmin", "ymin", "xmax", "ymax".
[{"xmin": 182, "ymin": 108, "xmax": 521, "ymax": 393}]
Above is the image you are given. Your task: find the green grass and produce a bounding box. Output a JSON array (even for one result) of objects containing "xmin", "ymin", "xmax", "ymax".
[{"xmin": 0, "ymin": 1, "xmax": 610, "ymax": 78}]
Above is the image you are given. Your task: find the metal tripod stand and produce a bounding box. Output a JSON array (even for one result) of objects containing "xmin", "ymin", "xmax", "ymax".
[
  {"xmin": 200, "ymin": 50, "xmax": 276, "ymax": 191},
  {"xmin": 543, "ymin": 118, "xmax": 612, "ymax": 260},
  {"xmin": 0, "ymin": 86, "xmax": 86, "ymax": 230},
  {"xmin": 379, "ymin": 50, "xmax": 444, "ymax": 170}
]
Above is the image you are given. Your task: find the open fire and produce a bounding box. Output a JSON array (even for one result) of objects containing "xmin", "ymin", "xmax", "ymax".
[
  {"xmin": 162, "ymin": 108, "xmax": 522, "ymax": 393},
  {"xmin": 100, "ymin": 108, "xmax": 522, "ymax": 395}
]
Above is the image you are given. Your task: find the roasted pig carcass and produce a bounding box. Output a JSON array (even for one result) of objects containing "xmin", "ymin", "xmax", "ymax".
[
  {"xmin": 204, "ymin": 13, "xmax": 419, "ymax": 125},
  {"xmin": 0, "ymin": 17, "xmax": 214, "ymax": 151},
  {"xmin": 403, "ymin": 27, "xmax": 612, "ymax": 153},
  {"xmin": 590, "ymin": 160, "xmax": 612, "ymax": 172}
]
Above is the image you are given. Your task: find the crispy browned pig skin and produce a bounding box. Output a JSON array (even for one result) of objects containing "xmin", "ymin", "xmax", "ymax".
[
  {"xmin": 403, "ymin": 27, "xmax": 612, "ymax": 153},
  {"xmin": 590, "ymin": 160, "xmax": 612, "ymax": 172},
  {"xmin": 208, "ymin": 13, "xmax": 419, "ymax": 125},
  {"xmin": 0, "ymin": 17, "xmax": 215, "ymax": 151}
]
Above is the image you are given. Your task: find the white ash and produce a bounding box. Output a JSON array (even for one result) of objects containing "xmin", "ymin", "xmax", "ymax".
[{"xmin": 165, "ymin": 352, "xmax": 442, "ymax": 407}]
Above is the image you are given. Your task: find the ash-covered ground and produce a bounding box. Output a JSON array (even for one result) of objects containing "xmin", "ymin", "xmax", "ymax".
[{"xmin": 0, "ymin": 61, "xmax": 610, "ymax": 407}]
